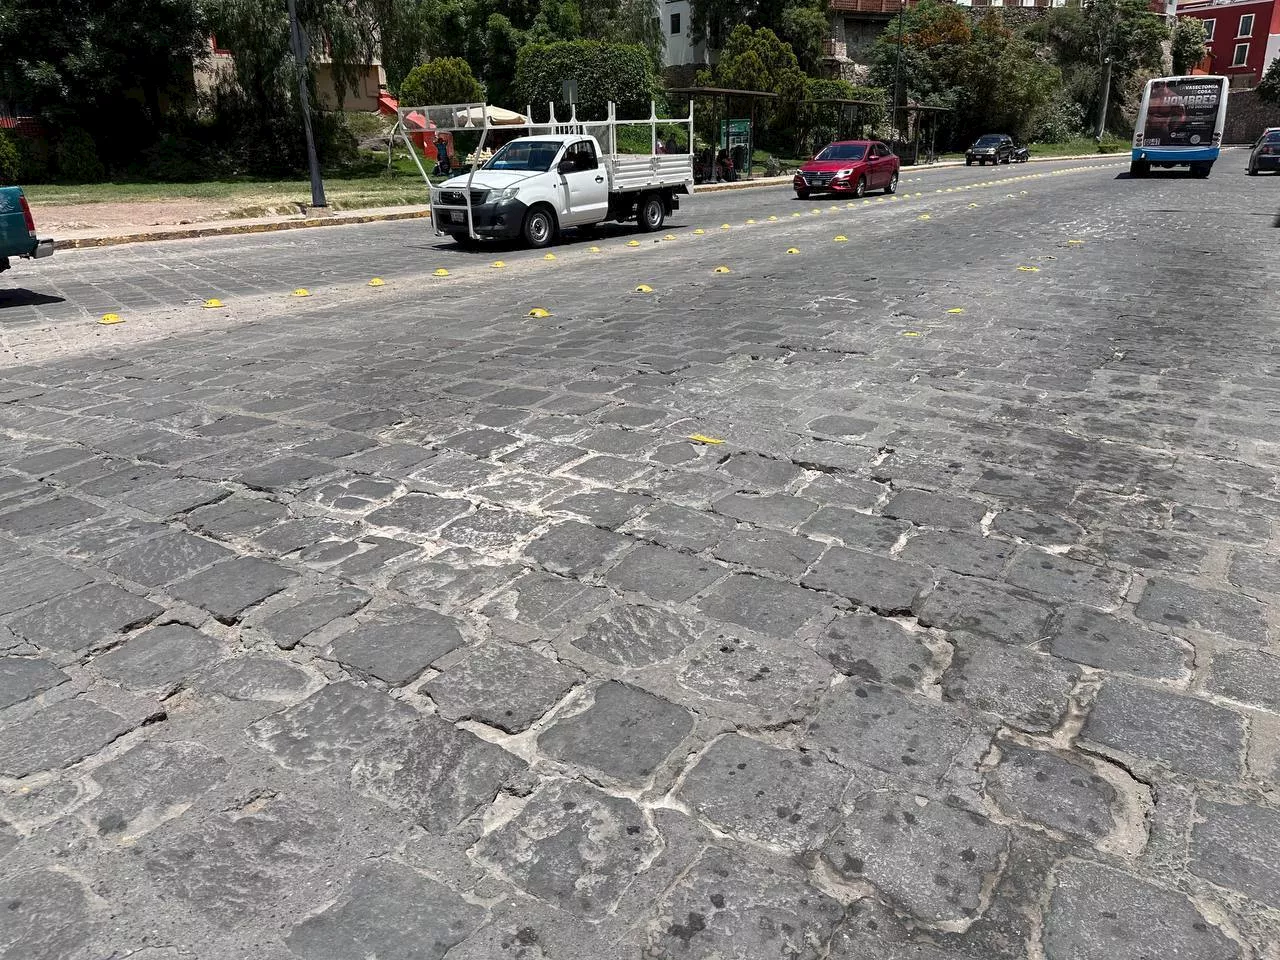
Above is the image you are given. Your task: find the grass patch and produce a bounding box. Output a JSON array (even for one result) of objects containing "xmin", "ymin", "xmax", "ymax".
[{"xmin": 1026, "ymin": 138, "xmax": 1126, "ymax": 157}]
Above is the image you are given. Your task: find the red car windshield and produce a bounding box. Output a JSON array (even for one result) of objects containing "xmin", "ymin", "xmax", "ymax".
[{"xmin": 814, "ymin": 144, "xmax": 867, "ymax": 162}]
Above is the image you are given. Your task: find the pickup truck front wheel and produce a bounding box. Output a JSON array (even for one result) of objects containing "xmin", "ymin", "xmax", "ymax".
[
  {"xmin": 523, "ymin": 206, "xmax": 557, "ymax": 248},
  {"xmin": 636, "ymin": 194, "xmax": 665, "ymax": 232}
]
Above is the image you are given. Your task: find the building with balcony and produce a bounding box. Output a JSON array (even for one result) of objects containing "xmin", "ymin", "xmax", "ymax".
[{"xmin": 1176, "ymin": 0, "xmax": 1280, "ymax": 87}]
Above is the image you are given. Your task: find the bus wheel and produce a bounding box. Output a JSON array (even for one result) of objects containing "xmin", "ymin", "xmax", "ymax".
[
  {"xmin": 1129, "ymin": 161, "xmax": 1150, "ymax": 178},
  {"xmin": 1190, "ymin": 162, "xmax": 1212, "ymax": 179}
]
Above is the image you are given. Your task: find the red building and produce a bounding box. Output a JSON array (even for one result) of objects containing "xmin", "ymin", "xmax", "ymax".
[{"xmin": 1177, "ymin": 0, "xmax": 1280, "ymax": 87}]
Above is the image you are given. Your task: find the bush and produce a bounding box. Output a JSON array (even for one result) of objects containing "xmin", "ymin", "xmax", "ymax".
[
  {"xmin": 16, "ymin": 135, "xmax": 51, "ymax": 183},
  {"xmin": 0, "ymin": 131, "xmax": 19, "ymax": 184},
  {"xmin": 399, "ymin": 58, "xmax": 485, "ymax": 108},
  {"xmin": 55, "ymin": 128, "xmax": 106, "ymax": 182},
  {"xmin": 1032, "ymin": 94, "xmax": 1086, "ymax": 144},
  {"xmin": 514, "ymin": 40, "xmax": 656, "ymax": 121}
]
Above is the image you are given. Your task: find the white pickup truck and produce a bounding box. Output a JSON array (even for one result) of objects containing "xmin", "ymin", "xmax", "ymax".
[{"xmin": 424, "ymin": 102, "xmax": 694, "ymax": 248}]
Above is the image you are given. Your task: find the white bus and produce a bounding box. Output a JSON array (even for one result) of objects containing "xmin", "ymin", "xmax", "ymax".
[{"xmin": 1130, "ymin": 75, "xmax": 1229, "ymax": 179}]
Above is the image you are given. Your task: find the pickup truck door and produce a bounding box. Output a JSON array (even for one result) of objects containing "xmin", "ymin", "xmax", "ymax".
[{"xmin": 556, "ymin": 140, "xmax": 610, "ymax": 226}]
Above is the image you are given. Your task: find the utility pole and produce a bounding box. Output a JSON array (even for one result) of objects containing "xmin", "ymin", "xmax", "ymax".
[
  {"xmin": 891, "ymin": 0, "xmax": 906, "ymax": 139},
  {"xmin": 287, "ymin": 0, "xmax": 327, "ymax": 210},
  {"xmin": 1095, "ymin": 56, "xmax": 1113, "ymax": 141}
]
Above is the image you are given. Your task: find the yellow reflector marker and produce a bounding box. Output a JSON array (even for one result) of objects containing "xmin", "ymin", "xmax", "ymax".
[
  {"xmin": 663, "ymin": 234, "xmax": 677, "ymax": 241},
  {"xmin": 98, "ymin": 313, "xmax": 124, "ymax": 325},
  {"xmin": 292, "ymin": 288, "xmax": 310, "ymax": 297},
  {"xmin": 721, "ymin": 223, "xmax": 731, "ymax": 229},
  {"xmin": 491, "ymin": 260, "xmax": 506, "ymax": 268},
  {"xmin": 689, "ymin": 434, "xmax": 725, "ymax": 445},
  {"xmin": 947, "ymin": 308, "xmax": 965, "ymax": 314},
  {"xmin": 746, "ymin": 218, "xmax": 756, "ymax": 224},
  {"xmin": 917, "ymin": 214, "xmax": 931, "ymax": 221},
  {"xmin": 1067, "ymin": 239, "xmax": 1084, "ymax": 245},
  {"xmin": 368, "ymin": 277, "xmax": 385, "ymax": 287},
  {"xmin": 693, "ymin": 228, "xmax": 706, "ymax": 235},
  {"xmin": 833, "ymin": 235, "xmax": 848, "ymax": 242},
  {"xmin": 589, "ymin": 245, "xmax": 602, "ymax": 252},
  {"xmin": 968, "ymin": 203, "xmax": 978, "ymax": 208},
  {"xmin": 202, "ymin": 298, "xmax": 224, "ymax": 309},
  {"xmin": 714, "ymin": 266, "xmax": 731, "ymax": 274},
  {"xmin": 792, "ymin": 211, "xmax": 802, "ymax": 217},
  {"xmin": 543, "ymin": 252, "xmax": 557, "ymax": 260},
  {"xmin": 1017, "ymin": 265, "xmax": 1040, "ymax": 272},
  {"xmin": 811, "ymin": 209, "xmax": 821, "ymax": 215},
  {"xmin": 528, "ymin": 307, "xmax": 551, "ymax": 318},
  {"xmin": 786, "ymin": 248, "xmax": 800, "ymax": 255},
  {"xmin": 626, "ymin": 240, "xmax": 640, "ymax": 247},
  {"xmin": 635, "ymin": 284, "xmax": 653, "ymax": 293},
  {"xmin": 767, "ymin": 215, "xmax": 778, "ymax": 221},
  {"xmin": 902, "ymin": 331, "xmax": 921, "ymax": 337}
]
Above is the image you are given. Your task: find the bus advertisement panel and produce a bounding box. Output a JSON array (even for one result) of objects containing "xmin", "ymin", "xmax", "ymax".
[{"xmin": 1140, "ymin": 77, "xmax": 1223, "ymax": 149}]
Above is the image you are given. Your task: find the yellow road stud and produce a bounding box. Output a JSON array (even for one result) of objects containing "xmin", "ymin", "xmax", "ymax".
[
  {"xmin": 98, "ymin": 313, "xmax": 124, "ymax": 325},
  {"xmin": 634, "ymin": 284, "xmax": 653, "ymax": 293},
  {"xmin": 543, "ymin": 252, "xmax": 557, "ymax": 260},
  {"xmin": 368, "ymin": 277, "xmax": 385, "ymax": 287},
  {"xmin": 714, "ymin": 266, "xmax": 731, "ymax": 274},
  {"xmin": 527, "ymin": 307, "xmax": 551, "ymax": 318},
  {"xmin": 292, "ymin": 288, "xmax": 310, "ymax": 297},
  {"xmin": 202, "ymin": 298, "xmax": 224, "ymax": 309},
  {"xmin": 833, "ymin": 235, "xmax": 848, "ymax": 242},
  {"xmin": 688, "ymin": 434, "xmax": 725, "ymax": 445},
  {"xmin": 786, "ymin": 247, "xmax": 800, "ymax": 255},
  {"xmin": 946, "ymin": 308, "xmax": 965, "ymax": 314}
]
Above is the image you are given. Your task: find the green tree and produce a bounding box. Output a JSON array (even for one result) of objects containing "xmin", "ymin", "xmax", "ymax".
[
  {"xmin": 399, "ymin": 56, "xmax": 484, "ymax": 106},
  {"xmin": 690, "ymin": 0, "xmax": 831, "ymax": 57},
  {"xmin": 953, "ymin": 12, "xmax": 1060, "ymax": 142},
  {"xmin": 781, "ymin": 2, "xmax": 830, "ymax": 74},
  {"xmin": 868, "ymin": 0, "xmax": 972, "ymax": 112},
  {"xmin": 1171, "ymin": 16, "xmax": 1208, "ymax": 75},
  {"xmin": 1259, "ymin": 57, "xmax": 1280, "ymax": 106},
  {"xmin": 798, "ymin": 76, "xmax": 886, "ymax": 151},
  {"xmin": 514, "ymin": 39, "xmax": 656, "ymax": 119}
]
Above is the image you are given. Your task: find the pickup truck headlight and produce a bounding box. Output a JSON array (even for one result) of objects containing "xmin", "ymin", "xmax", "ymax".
[{"xmin": 497, "ymin": 186, "xmax": 520, "ymax": 201}]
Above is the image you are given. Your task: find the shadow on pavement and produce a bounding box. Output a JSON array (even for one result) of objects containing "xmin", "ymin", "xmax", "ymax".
[{"xmin": 0, "ymin": 288, "xmax": 66, "ymax": 309}]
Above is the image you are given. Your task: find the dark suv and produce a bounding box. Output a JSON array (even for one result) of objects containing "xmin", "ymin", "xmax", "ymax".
[{"xmin": 966, "ymin": 134, "xmax": 1014, "ymax": 166}]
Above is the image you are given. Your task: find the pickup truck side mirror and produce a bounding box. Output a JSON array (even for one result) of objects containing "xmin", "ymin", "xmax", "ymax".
[{"xmin": 558, "ymin": 159, "xmax": 574, "ymax": 174}]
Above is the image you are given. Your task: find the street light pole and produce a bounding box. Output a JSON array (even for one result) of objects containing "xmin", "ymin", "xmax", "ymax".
[
  {"xmin": 1095, "ymin": 56, "xmax": 1114, "ymax": 141},
  {"xmin": 287, "ymin": 0, "xmax": 327, "ymax": 209},
  {"xmin": 891, "ymin": 0, "xmax": 906, "ymax": 137}
]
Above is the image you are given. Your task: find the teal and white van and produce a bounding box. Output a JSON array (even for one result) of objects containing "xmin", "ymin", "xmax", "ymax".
[{"xmin": 1130, "ymin": 75, "xmax": 1230, "ymax": 179}]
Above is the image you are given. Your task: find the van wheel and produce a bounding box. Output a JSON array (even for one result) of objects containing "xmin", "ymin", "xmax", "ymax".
[
  {"xmin": 637, "ymin": 194, "xmax": 665, "ymax": 232},
  {"xmin": 1190, "ymin": 162, "xmax": 1211, "ymax": 179},
  {"xmin": 523, "ymin": 206, "xmax": 557, "ymax": 247}
]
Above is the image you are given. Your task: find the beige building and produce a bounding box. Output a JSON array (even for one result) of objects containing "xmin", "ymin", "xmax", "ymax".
[{"xmin": 194, "ymin": 36, "xmax": 386, "ymax": 112}]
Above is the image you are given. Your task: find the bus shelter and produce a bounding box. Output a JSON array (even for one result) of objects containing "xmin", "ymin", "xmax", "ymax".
[{"xmin": 667, "ymin": 86, "xmax": 780, "ymax": 182}]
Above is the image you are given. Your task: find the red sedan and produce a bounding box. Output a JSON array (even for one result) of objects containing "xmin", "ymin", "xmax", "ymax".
[{"xmin": 793, "ymin": 140, "xmax": 900, "ymax": 200}]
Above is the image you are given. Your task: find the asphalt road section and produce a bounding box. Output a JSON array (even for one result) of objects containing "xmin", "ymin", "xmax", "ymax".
[{"xmin": 1, "ymin": 152, "xmax": 1278, "ymax": 960}]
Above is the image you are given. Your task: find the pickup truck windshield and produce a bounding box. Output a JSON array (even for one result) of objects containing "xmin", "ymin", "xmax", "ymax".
[
  {"xmin": 814, "ymin": 144, "xmax": 866, "ymax": 161},
  {"xmin": 484, "ymin": 140, "xmax": 561, "ymax": 172}
]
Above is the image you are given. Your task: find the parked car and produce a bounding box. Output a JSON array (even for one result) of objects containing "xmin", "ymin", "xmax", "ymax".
[
  {"xmin": 966, "ymin": 134, "xmax": 1015, "ymax": 166},
  {"xmin": 0, "ymin": 186, "xmax": 54, "ymax": 274},
  {"xmin": 1247, "ymin": 127, "xmax": 1280, "ymax": 175},
  {"xmin": 794, "ymin": 140, "xmax": 900, "ymax": 199}
]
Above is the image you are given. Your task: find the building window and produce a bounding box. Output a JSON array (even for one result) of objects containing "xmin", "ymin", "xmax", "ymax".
[
  {"xmin": 1237, "ymin": 13, "xmax": 1254, "ymax": 36},
  {"xmin": 670, "ymin": 11, "xmax": 681, "ymax": 35},
  {"xmin": 1232, "ymin": 42, "xmax": 1249, "ymax": 66},
  {"xmin": 1203, "ymin": 19, "xmax": 1215, "ymax": 40}
]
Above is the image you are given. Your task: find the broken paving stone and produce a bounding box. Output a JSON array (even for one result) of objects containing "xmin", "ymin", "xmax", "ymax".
[
  {"xmin": 307, "ymin": 536, "xmax": 420, "ymax": 579},
  {"xmin": 249, "ymin": 680, "xmax": 419, "ymax": 774},
  {"xmin": 569, "ymin": 604, "xmax": 708, "ymax": 667},
  {"xmin": 305, "ymin": 475, "xmax": 399, "ymax": 513},
  {"xmin": 366, "ymin": 493, "xmax": 473, "ymax": 534},
  {"xmin": 547, "ymin": 489, "xmax": 655, "ymax": 530},
  {"xmin": 1205, "ymin": 648, "xmax": 1280, "ymax": 713},
  {"xmin": 677, "ymin": 734, "xmax": 849, "ymax": 852},
  {"xmin": 538, "ymin": 681, "xmax": 692, "ymax": 785},
  {"xmin": 0, "ymin": 555, "xmax": 95, "ymax": 616},
  {"xmin": 102, "ymin": 529, "xmax": 234, "ymax": 588},
  {"xmin": 286, "ymin": 860, "xmax": 487, "ymax": 960},
  {"xmin": 913, "ymin": 575, "xmax": 1054, "ymax": 646},
  {"xmin": 351, "ymin": 715, "xmax": 525, "ymax": 832},
  {"xmin": 6, "ymin": 582, "xmax": 162, "ymax": 655},
  {"xmin": 606, "ymin": 545, "xmax": 725, "ymax": 603},
  {"xmin": 802, "ymin": 546, "xmax": 932, "ymax": 613},
  {"xmin": 0, "ymin": 656, "xmax": 69, "ymax": 709},
  {"xmin": 806, "ymin": 682, "xmax": 992, "ymax": 785},
  {"xmin": 92, "ymin": 623, "xmax": 225, "ymax": 695},
  {"xmin": 257, "ymin": 586, "xmax": 370, "ymax": 650},
  {"xmin": 699, "ymin": 574, "xmax": 836, "ymax": 638},
  {"xmin": 985, "ymin": 741, "xmax": 1117, "ymax": 844},
  {"xmin": 525, "ymin": 520, "xmax": 634, "ymax": 578},
  {"xmin": 85, "ymin": 740, "xmax": 229, "ymax": 838},
  {"xmin": 253, "ymin": 517, "xmax": 358, "ymax": 556},
  {"xmin": 822, "ymin": 792, "xmax": 1008, "ymax": 928},
  {"xmin": 0, "ymin": 869, "xmax": 101, "ymax": 960},
  {"xmin": 1189, "ymin": 799, "xmax": 1280, "ymax": 909},
  {"xmin": 1134, "ymin": 577, "xmax": 1268, "ymax": 645},
  {"xmin": 472, "ymin": 780, "xmax": 658, "ymax": 918},
  {"xmin": 638, "ymin": 842, "xmax": 844, "ymax": 960},
  {"xmin": 1043, "ymin": 859, "xmax": 1241, "ymax": 960},
  {"xmin": 1080, "ymin": 680, "xmax": 1246, "ymax": 782},
  {"xmin": 388, "ymin": 548, "xmax": 521, "ymax": 609},
  {"xmin": 425, "ymin": 642, "xmax": 579, "ymax": 733},
  {"xmin": 898, "ymin": 531, "xmax": 1014, "ymax": 580},
  {"xmin": 1050, "ymin": 605, "xmax": 1191, "ymax": 681},
  {"xmin": 942, "ymin": 633, "xmax": 1079, "ymax": 733},
  {"xmin": 328, "ymin": 607, "xmax": 464, "ymax": 686},
  {"xmin": 811, "ymin": 613, "xmax": 933, "ymax": 689},
  {"xmin": 719, "ymin": 451, "xmax": 806, "ymax": 490},
  {"xmin": 0, "ymin": 699, "xmax": 134, "ymax": 778},
  {"xmin": 483, "ymin": 572, "xmax": 611, "ymax": 634},
  {"xmin": 676, "ymin": 634, "xmax": 834, "ymax": 728},
  {"xmin": 168, "ymin": 556, "xmax": 297, "ymax": 623}
]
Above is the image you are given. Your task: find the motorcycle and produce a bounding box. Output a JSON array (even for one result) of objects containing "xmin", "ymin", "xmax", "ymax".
[{"xmin": 1012, "ymin": 145, "xmax": 1030, "ymax": 163}]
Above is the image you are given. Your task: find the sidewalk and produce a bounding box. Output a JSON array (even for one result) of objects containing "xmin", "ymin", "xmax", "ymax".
[{"xmin": 51, "ymin": 152, "xmax": 1128, "ymax": 251}]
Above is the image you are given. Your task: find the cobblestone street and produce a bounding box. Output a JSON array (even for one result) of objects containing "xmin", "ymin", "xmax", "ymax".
[{"xmin": 2, "ymin": 155, "xmax": 1279, "ymax": 959}]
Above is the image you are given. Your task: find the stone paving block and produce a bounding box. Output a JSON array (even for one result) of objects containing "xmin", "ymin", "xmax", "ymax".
[
  {"xmin": 712, "ymin": 527, "xmax": 824, "ymax": 579},
  {"xmin": 1043, "ymin": 860, "xmax": 1241, "ymax": 960},
  {"xmin": 286, "ymin": 860, "xmax": 487, "ymax": 960},
  {"xmin": 236, "ymin": 454, "xmax": 335, "ymax": 492},
  {"xmin": 798, "ymin": 474, "xmax": 886, "ymax": 512},
  {"xmin": 539, "ymin": 681, "xmax": 692, "ymax": 785},
  {"xmin": 800, "ymin": 506, "xmax": 908, "ymax": 553},
  {"xmin": 249, "ymin": 680, "xmax": 418, "ymax": 774},
  {"xmin": 304, "ymin": 475, "xmax": 399, "ymax": 513},
  {"xmin": 366, "ymin": 493, "xmax": 473, "ymax": 535},
  {"xmin": 439, "ymin": 506, "xmax": 542, "ymax": 550},
  {"xmin": 388, "ymin": 548, "xmax": 520, "ymax": 610},
  {"xmin": 699, "ymin": 574, "xmax": 836, "ymax": 638},
  {"xmin": 719, "ymin": 451, "xmax": 806, "ymax": 490},
  {"xmin": 942, "ymin": 634, "xmax": 1079, "ymax": 733},
  {"xmin": 197, "ymin": 653, "xmax": 314, "ymax": 702},
  {"xmin": 328, "ymin": 606, "xmax": 464, "ymax": 686},
  {"xmin": 1005, "ymin": 550, "xmax": 1128, "ymax": 607},
  {"xmin": 252, "ymin": 517, "xmax": 358, "ymax": 556},
  {"xmin": 1189, "ymin": 799, "xmax": 1280, "ymax": 908},
  {"xmin": 548, "ymin": 489, "xmax": 655, "ymax": 529},
  {"xmin": 821, "ymin": 792, "xmax": 1008, "ymax": 927},
  {"xmin": 807, "ymin": 682, "xmax": 992, "ymax": 785},
  {"xmin": 1050, "ymin": 605, "xmax": 1192, "ymax": 681},
  {"xmin": 606, "ymin": 545, "xmax": 724, "ymax": 602},
  {"xmin": 0, "ymin": 655, "xmax": 68, "ymax": 709},
  {"xmin": 914, "ymin": 576, "xmax": 1054, "ymax": 646},
  {"xmin": 991, "ymin": 509, "xmax": 1084, "ymax": 546},
  {"xmin": 351, "ymin": 715, "xmax": 525, "ymax": 832},
  {"xmin": 809, "ymin": 413, "xmax": 877, "ymax": 439},
  {"xmin": 473, "ymin": 779, "xmax": 658, "ymax": 917},
  {"xmin": 899, "ymin": 531, "xmax": 1016, "ymax": 580},
  {"xmin": 637, "ymin": 842, "xmax": 845, "ymax": 959},
  {"xmin": 7, "ymin": 582, "xmax": 162, "ymax": 653},
  {"xmin": 715, "ymin": 492, "xmax": 818, "ymax": 531},
  {"xmin": 1077, "ymin": 530, "xmax": 1210, "ymax": 576},
  {"xmin": 0, "ymin": 555, "xmax": 95, "ymax": 615},
  {"xmin": 1134, "ymin": 577, "xmax": 1268, "ymax": 645},
  {"xmin": 342, "ymin": 442, "xmax": 437, "ymax": 478},
  {"xmin": 621, "ymin": 502, "xmax": 737, "ymax": 553},
  {"xmin": 0, "ymin": 494, "xmax": 103, "ymax": 537},
  {"xmin": 103, "ymin": 529, "xmax": 235, "ymax": 587},
  {"xmin": 119, "ymin": 478, "xmax": 228, "ymax": 519},
  {"xmin": 84, "ymin": 739, "xmax": 230, "ymax": 839},
  {"xmin": 1171, "ymin": 504, "xmax": 1271, "ymax": 545},
  {"xmin": 569, "ymin": 603, "xmax": 709, "ymax": 667},
  {"xmin": 185, "ymin": 496, "xmax": 289, "ymax": 539},
  {"xmin": 92, "ymin": 623, "xmax": 224, "ymax": 695},
  {"xmin": 173, "ymin": 553, "xmax": 294, "ymax": 619},
  {"xmin": 1227, "ymin": 549, "xmax": 1280, "ymax": 596},
  {"xmin": 425, "ymin": 642, "xmax": 579, "ymax": 733},
  {"xmin": 1081, "ymin": 680, "xmax": 1245, "ymax": 782},
  {"xmin": 811, "ymin": 613, "xmax": 933, "ymax": 690},
  {"xmin": 307, "ymin": 535, "xmax": 420, "ymax": 579},
  {"xmin": 526, "ymin": 520, "xmax": 633, "ymax": 578},
  {"xmin": 984, "ymin": 741, "xmax": 1116, "ymax": 844},
  {"xmin": 1205, "ymin": 648, "xmax": 1280, "ymax": 712},
  {"xmin": 678, "ymin": 734, "xmax": 849, "ymax": 851},
  {"xmin": 257, "ymin": 586, "xmax": 370, "ymax": 649},
  {"xmin": 802, "ymin": 546, "xmax": 932, "ymax": 613},
  {"xmin": 0, "ymin": 869, "xmax": 101, "ymax": 960},
  {"xmin": 883, "ymin": 490, "xmax": 988, "ymax": 531},
  {"xmin": 676, "ymin": 634, "xmax": 836, "ymax": 728},
  {"xmin": 445, "ymin": 427, "xmax": 520, "ymax": 457},
  {"xmin": 483, "ymin": 571, "xmax": 611, "ymax": 633},
  {"xmin": 0, "ymin": 699, "xmax": 134, "ymax": 777}
]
